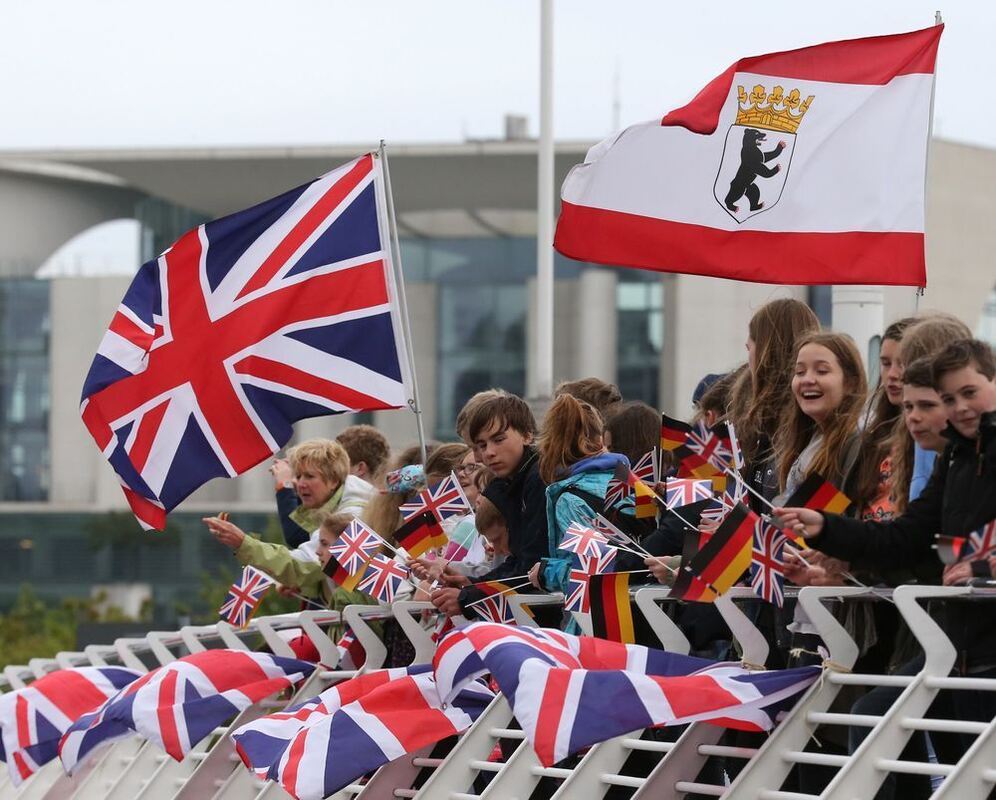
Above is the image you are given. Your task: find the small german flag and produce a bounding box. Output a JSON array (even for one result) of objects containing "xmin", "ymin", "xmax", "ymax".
[
  {"xmin": 634, "ymin": 478, "xmax": 658, "ymax": 519},
  {"xmin": 670, "ymin": 529, "xmax": 718, "ymax": 602},
  {"xmin": 676, "ymin": 447, "xmax": 726, "ymax": 493},
  {"xmin": 394, "ymin": 510, "xmax": 447, "ymax": 558},
  {"xmin": 784, "ymin": 473, "xmax": 852, "ymax": 515},
  {"xmin": 589, "ymin": 572, "xmax": 637, "ymax": 643},
  {"xmin": 661, "ymin": 414, "xmax": 691, "ymax": 452},
  {"xmin": 688, "ymin": 504, "xmax": 756, "ymax": 595},
  {"xmin": 322, "ymin": 552, "xmax": 365, "ymax": 591}
]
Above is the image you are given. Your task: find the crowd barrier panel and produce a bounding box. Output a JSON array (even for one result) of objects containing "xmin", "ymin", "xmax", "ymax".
[{"xmin": 1, "ymin": 586, "xmax": 995, "ymax": 799}]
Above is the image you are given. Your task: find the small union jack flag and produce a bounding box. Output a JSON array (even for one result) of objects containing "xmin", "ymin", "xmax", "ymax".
[
  {"xmin": 400, "ymin": 471, "xmax": 472, "ymax": 522},
  {"xmin": 592, "ymin": 514, "xmax": 636, "ymax": 548},
  {"xmin": 558, "ymin": 522, "xmax": 612, "ymax": 559},
  {"xmin": 219, "ymin": 566, "xmax": 275, "ymax": 628},
  {"xmin": 964, "ymin": 518, "xmax": 996, "ymax": 562},
  {"xmin": 604, "ymin": 461, "xmax": 636, "ymax": 508},
  {"xmin": 329, "ymin": 519, "xmax": 382, "ymax": 575},
  {"xmin": 632, "ymin": 449, "xmax": 658, "ymax": 485},
  {"xmin": 565, "ymin": 549, "xmax": 617, "ymax": 613},
  {"xmin": 686, "ymin": 420, "xmax": 735, "ymax": 471},
  {"xmin": 664, "ymin": 478, "xmax": 713, "ymax": 509},
  {"xmin": 475, "ymin": 592, "xmax": 517, "ymax": 625},
  {"xmin": 749, "ymin": 521, "xmax": 788, "ymax": 606},
  {"xmin": 356, "ymin": 555, "xmax": 410, "ymax": 603}
]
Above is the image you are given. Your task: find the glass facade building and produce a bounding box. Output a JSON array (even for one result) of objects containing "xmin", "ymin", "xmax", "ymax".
[{"xmin": 0, "ymin": 278, "xmax": 50, "ymax": 501}]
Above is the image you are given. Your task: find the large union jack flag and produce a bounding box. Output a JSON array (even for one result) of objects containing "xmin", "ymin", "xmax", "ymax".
[
  {"xmin": 0, "ymin": 666, "xmax": 142, "ymax": 785},
  {"xmin": 232, "ymin": 666, "xmax": 493, "ymax": 800},
  {"xmin": 749, "ymin": 522, "xmax": 788, "ymax": 607},
  {"xmin": 59, "ymin": 650, "xmax": 315, "ymax": 774},
  {"xmin": 80, "ymin": 153, "xmax": 411, "ymax": 530},
  {"xmin": 433, "ymin": 623, "xmax": 820, "ymax": 768},
  {"xmin": 219, "ymin": 566, "xmax": 275, "ymax": 628},
  {"xmin": 399, "ymin": 472, "xmax": 472, "ymax": 523}
]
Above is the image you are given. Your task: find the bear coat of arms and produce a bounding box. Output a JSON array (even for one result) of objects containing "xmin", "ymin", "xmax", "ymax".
[{"xmin": 713, "ymin": 84, "xmax": 814, "ymax": 222}]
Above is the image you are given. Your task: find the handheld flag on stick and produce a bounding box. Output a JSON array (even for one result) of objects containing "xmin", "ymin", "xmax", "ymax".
[
  {"xmin": 589, "ymin": 572, "xmax": 639, "ymax": 643},
  {"xmin": 400, "ymin": 471, "xmax": 472, "ymax": 522},
  {"xmin": 323, "ymin": 551, "xmax": 365, "ymax": 592},
  {"xmin": 937, "ymin": 518, "xmax": 996, "ymax": 564},
  {"xmin": 670, "ymin": 529, "xmax": 719, "ymax": 603},
  {"xmin": 558, "ymin": 522, "xmax": 612, "ymax": 559},
  {"xmin": 565, "ymin": 548, "xmax": 618, "ymax": 613},
  {"xmin": 749, "ymin": 521, "xmax": 788, "ymax": 607},
  {"xmin": 394, "ymin": 510, "xmax": 447, "ymax": 558},
  {"xmin": 329, "ymin": 519, "xmax": 382, "ymax": 575},
  {"xmin": 688, "ymin": 504, "xmax": 757, "ymax": 596},
  {"xmin": 664, "ymin": 478, "xmax": 714, "ymax": 510},
  {"xmin": 220, "ymin": 566, "xmax": 275, "ymax": 628},
  {"xmin": 784, "ymin": 473, "xmax": 852, "ymax": 515},
  {"xmin": 632, "ymin": 448, "xmax": 659, "ymax": 485},
  {"xmin": 356, "ymin": 555, "xmax": 411, "ymax": 603}
]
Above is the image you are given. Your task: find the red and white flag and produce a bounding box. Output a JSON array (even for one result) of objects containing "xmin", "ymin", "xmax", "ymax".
[{"xmin": 556, "ymin": 26, "xmax": 943, "ymax": 286}]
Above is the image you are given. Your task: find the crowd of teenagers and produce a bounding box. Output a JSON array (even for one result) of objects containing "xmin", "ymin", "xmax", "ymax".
[{"xmin": 202, "ymin": 298, "xmax": 996, "ymax": 799}]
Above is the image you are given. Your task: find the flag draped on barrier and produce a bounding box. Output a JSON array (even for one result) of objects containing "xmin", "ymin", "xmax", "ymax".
[
  {"xmin": 59, "ymin": 650, "xmax": 314, "ymax": 773},
  {"xmin": 432, "ymin": 623, "xmax": 819, "ymax": 767},
  {"xmin": 0, "ymin": 666, "xmax": 142, "ymax": 785},
  {"xmin": 231, "ymin": 666, "xmax": 493, "ymax": 800},
  {"xmin": 555, "ymin": 26, "xmax": 943, "ymax": 286},
  {"xmin": 80, "ymin": 153, "xmax": 413, "ymax": 530}
]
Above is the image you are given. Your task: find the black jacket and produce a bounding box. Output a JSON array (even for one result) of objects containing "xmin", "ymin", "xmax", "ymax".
[
  {"xmin": 459, "ymin": 448, "xmax": 549, "ymax": 608},
  {"xmin": 276, "ymin": 487, "xmax": 310, "ymax": 548},
  {"xmin": 812, "ymin": 411, "xmax": 996, "ymax": 668}
]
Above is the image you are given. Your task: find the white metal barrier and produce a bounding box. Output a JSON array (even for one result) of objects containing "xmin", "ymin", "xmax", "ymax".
[{"xmin": 0, "ymin": 586, "xmax": 993, "ymax": 800}]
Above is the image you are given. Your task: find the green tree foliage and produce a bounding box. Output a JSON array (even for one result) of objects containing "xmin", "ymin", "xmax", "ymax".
[{"xmin": 0, "ymin": 585, "xmax": 134, "ymax": 666}]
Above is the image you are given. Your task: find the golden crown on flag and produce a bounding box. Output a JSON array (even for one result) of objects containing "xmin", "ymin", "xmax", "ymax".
[{"xmin": 735, "ymin": 84, "xmax": 814, "ymax": 134}]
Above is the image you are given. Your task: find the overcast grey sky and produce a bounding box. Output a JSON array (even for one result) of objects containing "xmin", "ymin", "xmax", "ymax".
[{"xmin": 1, "ymin": 1, "xmax": 991, "ymax": 150}]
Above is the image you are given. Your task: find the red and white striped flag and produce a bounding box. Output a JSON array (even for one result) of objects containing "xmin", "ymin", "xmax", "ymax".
[{"xmin": 556, "ymin": 26, "xmax": 942, "ymax": 286}]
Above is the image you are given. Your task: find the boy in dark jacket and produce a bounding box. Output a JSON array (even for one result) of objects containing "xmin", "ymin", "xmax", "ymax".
[{"xmin": 431, "ymin": 394, "xmax": 549, "ymax": 617}]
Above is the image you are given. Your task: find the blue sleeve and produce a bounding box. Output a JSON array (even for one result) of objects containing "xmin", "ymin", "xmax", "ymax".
[
  {"xmin": 276, "ymin": 487, "xmax": 309, "ymax": 548},
  {"xmin": 542, "ymin": 557, "xmax": 571, "ymax": 593},
  {"xmin": 909, "ymin": 445, "xmax": 937, "ymax": 503}
]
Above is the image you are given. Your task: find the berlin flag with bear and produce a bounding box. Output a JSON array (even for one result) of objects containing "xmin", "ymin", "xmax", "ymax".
[{"xmin": 555, "ymin": 25, "xmax": 943, "ymax": 287}]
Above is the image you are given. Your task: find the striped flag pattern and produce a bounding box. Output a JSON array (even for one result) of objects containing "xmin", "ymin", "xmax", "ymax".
[
  {"xmin": 0, "ymin": 666, "xmax": 142, "ymax": 785},
  {"xmin": 589, "ymin": 573, "xmax": 638, "ymax": 643},
  {"xmin": 59, "ymin": 650, "xmax": 315, "ymax": 774},
  {"xmin": 432, "ymin": 623, "xmax": 819, "ymax": 767},
  {"xmin": 687, "ymin": 504, "xmax": 757, "ymax": 598},
  {"xmin": 219, "ymin": 566, "xmax": 275, "ymax": 628},
  {"xmin": 232, "ymin": 666, "xmax": 493, "ymax": 800}
]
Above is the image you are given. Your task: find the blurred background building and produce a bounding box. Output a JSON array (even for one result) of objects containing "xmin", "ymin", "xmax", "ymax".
[{"xmin": 0, "ymin": 132, "xmax": 993, "ymax": 619}]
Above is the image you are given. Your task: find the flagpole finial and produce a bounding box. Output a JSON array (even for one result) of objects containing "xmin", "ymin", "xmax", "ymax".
[{"xmin": 935, "ymin": 11, "xmax": 942, "ymax": 24}]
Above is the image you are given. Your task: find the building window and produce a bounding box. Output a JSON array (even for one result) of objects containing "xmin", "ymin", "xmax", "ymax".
[
  {"xmin": 437, "ymin": 283, "xmax": 526, "ymax": 439},
  {"xmin": 616, "ymin": 278, "xmax": 663, "ymax": 408},
  {"xmin": 0, "ymin": 279, "xmax": 50, "ymax": 501}
]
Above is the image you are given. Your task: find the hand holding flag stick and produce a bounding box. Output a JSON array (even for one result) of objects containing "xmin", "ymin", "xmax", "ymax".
[{"xmin": 593, "ymin": 515, "xmax": 678, "ymax": 575}]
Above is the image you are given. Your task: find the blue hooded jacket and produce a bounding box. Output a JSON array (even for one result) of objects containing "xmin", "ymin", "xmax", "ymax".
[{"xmin": 540, "ymin": 452, "xmax": 635, "ymax": 592}]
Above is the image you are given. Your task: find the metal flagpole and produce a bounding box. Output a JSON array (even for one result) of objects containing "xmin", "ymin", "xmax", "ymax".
[
  {"xmin": 379, "ymin": 141, "xmax": 429, "ymax": 465},
  {"xmin": 534, "ymin": 0, "xmax": 555, "ymax": 399},
  {"xmin": 918, "ymin": 9, "xmax": 943, "ymax": 313}
]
